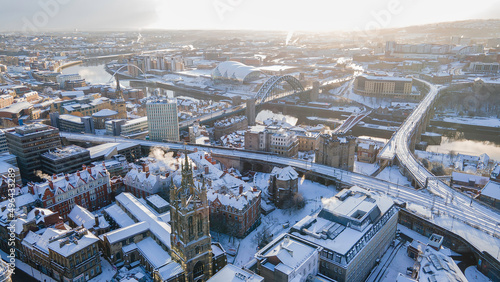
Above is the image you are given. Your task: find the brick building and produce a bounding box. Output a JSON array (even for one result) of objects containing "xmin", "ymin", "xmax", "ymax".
[
  {"xmin": 28, "ymin": 165, "xmax": 111, "ymax": 219},
  {"xmin": 188, "ymin": 151, "xmax": 262, "ymax": 238}
]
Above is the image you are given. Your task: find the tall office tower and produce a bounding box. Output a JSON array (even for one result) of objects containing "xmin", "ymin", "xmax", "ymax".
[
  {"xmin": 5, "ymin": 123, "xmax": 61, "ymax": 180},
  {"xmin": 146, "ymin": 98, "xmax": 179, "ymax": 142}
]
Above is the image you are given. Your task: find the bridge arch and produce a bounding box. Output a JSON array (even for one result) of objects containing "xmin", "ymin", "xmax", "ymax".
[
  {"xmin": 255, "ymin": 75, "xmax": 305, "ymax": 104},
  {"xmin": 106, "ymin": 63, "xmax": 149, "ymax": 84}
]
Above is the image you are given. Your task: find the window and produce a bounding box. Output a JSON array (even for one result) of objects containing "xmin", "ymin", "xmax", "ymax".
[{"xmin": 188, "ymin": 216, "xmax": 194, "ymax": 238}]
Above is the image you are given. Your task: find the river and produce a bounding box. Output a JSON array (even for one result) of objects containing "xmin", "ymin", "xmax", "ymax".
[
  {"xmin": 61, "ymin": 63, "xmax": 129, "ymax": 87},
  {"xmin": 61, "ymin": 63, "xmax": 500, "ymax": 161}
]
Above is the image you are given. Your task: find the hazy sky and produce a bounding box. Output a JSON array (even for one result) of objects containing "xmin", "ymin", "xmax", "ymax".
[{"xmin": 1, "ymin": 0, "xmax": 499, "ymax": 32}]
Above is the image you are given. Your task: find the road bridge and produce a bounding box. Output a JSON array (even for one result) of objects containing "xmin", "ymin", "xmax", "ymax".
[{"xmin": 61, "ymin": 132, "xmax": 500, "ymax": 262}]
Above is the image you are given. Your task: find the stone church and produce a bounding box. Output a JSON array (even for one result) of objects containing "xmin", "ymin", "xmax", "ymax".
[{"xmin": 170, "ymin": 153, "xmax": 213, "ymax": 282}]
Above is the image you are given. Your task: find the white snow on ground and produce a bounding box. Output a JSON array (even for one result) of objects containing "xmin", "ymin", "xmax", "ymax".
[
  {"xmin": 253, "ymin": 173, "xmax": 270, "ymax": 192},
  {"xmin": 215, "ymin": 179, "xmax": 336, "ymax": 267},
  {"xmin": 415, "ymin": 150, "xmax": 454, "ymax": 167},
  {"xmin": 439, "ymin": 116, "xmax": 500, "ymax": 128},
  {"xmin": 376, "ymin": 166, "xmax": 412, "ymax": 186},
  {"xmin": 432, "ymin": 215, "xmax": 500, "ymax": 261},
  {"xmin": 354, "ymin": 161, "xmax": 379, "ymax": 175},
  {"xmin": 88, "ymin": 257, "xmax": 116, "ymax": 282},
  {"xmin": 406, "ymin": 202, "xmax": 432, "ymax": 219},
  {"xmin": 465, "ymin": 265, "xmax": 492, "ymax": 282}
]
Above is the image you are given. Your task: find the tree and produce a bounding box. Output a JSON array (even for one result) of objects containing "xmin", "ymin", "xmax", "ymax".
[
  {"xmin": 431, "ymin": 165, "xmax": 445, "ymax": 176},
  {"xmin": 421, "ymin": 159, "xmax": 430, "ymax": 169},
  {"xmin": 448, "ymin": 150, "xmax": 456, "ymax": 162},
  {"xmin": 254, "ymin": 225, "xmax": 273, "ymax": 249},
  {"xmin": 291, "ymin": 192, "xmax": 306, "ymax": 210}
]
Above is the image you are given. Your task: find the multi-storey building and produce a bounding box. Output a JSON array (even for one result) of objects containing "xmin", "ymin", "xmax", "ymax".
[
  {"xmin": 56, "ymin": 73, "xmax": 82, "ymax": 88},
  {"xmin": 469, "ymin": 62, "xmax": 499, "ymax": 73},
  {"xmin": 290, "ymin": 187, "xmax": 398, "ymax": 282},
  {"xmin": 189, "ymin": 151, "xmax": 262, "ymax": 238},
  {"xmin": 123, "ymin": 164, "xmax": 171, "ymax": 200},
  {"xmin": 354, "ymin": 75, "xmax": 414, "ymax": 98},
  {"xmin": 0, "ymin": 101, "xmax": 33, "ymax": 127},
  {"xmin": 0, "ymin": 130, "xmax": 8, "ymax": 154},
  {"xmin": 5, "ymin": 124, "xmax": 61, "ymax": 180},
  {"xmin": 147, "ymin": 99, "xmax": 179, "ymax": 142},
  {"xmin": 255, "ymin": 234, "xmax": 321, "ymax": 282},
  {"xmin": 170, "ymin": 154, "xmax": 213, "ymax": 281},
  {"xmin": 316, "ymin": 134, "xmax": 356, "ymax": 171},
  {"xmin": 214, "ymin": 116, "xmax": 248, "ymax": 140},
  {"xmin": 53, "ymin": 114, "xmax": 95, "ymax": 134},
  {"xmin": 92, "ymin": 109, "xmax": 120, "ymax": 129},
  {"xmin": 40, "ymin": 145, "xmax": 91, "ymax": 175},
  {"xmin": 0, "ymin": 153, "xmax": 22, "ymax": 189},
  {"xmin": 27, "ymin": 165, "xmax": 111, "ymax": 219},
  {"xmin": 295, "ymin": 132, "xmax": 319, "ymax": 152},
  {"xmin": 105, "ymin": 117, "xmax": 148, "ymax": 137},
  {"xmin": 0, "ymin": 94, "xmax": 14, "ymax": 109},
  {"xmin": 269, "ymin": 166, "xmax": 299, "ymax": 208},
  {"xmin": 22, "ymin": 227, "xmax": 102, "ymax": 282},
  {"xmin": 269, "ymin": 130, "xmax": 298, "ymax": 158},
  {"xmin": 51, "ymin": 97, "xmax": 111, "ymax": 117},
  {"xmin": 22, "ymin": 91, "xmax": 40, "ymax": 103},
  {"xmin": 245, "ymin": 127, "xmax": 299, "ymax": 158}
]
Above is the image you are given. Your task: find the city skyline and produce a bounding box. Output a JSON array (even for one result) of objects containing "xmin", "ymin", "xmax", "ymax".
[{"xmin": 0, "ymin": 0, "xmax": 499, "ymax": 32}]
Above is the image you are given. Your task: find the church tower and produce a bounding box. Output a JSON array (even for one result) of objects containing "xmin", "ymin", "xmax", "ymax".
[{"xmin": 170, "ymin": 153, "xmax": 212, "ymax": 282}]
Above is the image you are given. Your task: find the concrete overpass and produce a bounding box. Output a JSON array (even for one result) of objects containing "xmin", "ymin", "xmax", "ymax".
[{"xmin": 61, "ymin": 132, "xmax": 500, "ymax": 261}]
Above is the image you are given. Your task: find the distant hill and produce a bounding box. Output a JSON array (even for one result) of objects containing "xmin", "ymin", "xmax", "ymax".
[{"xmin": 373, "ymin": 19, "xmax": 500, "ymax": 39}]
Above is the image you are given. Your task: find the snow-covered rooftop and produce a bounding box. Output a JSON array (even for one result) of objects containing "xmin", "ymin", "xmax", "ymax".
[
  {"xmin": 146, "ymin": 194, "xmax": 169, "ymax": 209},
  {"xmin": 481, "ymin": 181, "xmax": 500, "ymax": 200},
  {"xmin": 115, "ymin": 192, "xmax": 172, "ymax": 248},
  {"xmin": 68, "ymin": 205, "xmax": 95, "ymax": 230},
  {"xmin": 290, "ymin": 187, "xmax": 396, "ymax": 263},
  {"xmin": 207, "ymin": 264, "xmax": 264, "ymax": 282},
  {"xmin": 104, "ymin": 204, "xmax": 135, "ymax": 228},
  {"xmin": 271, "ymin": 166, "xmax": 298, "ymax": 181}
]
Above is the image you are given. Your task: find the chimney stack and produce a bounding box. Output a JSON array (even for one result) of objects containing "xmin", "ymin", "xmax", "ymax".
[{"xmin": 239, "ymin": 184, "xmax": 243, "ymax": 195}]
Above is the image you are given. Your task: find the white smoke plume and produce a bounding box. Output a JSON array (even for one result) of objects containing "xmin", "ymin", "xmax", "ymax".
[
  {"xmin": 285, "ymin": 30, "xmax": 294, "ymax": 45},
  {"xmin": 146, "ymin": 146, "xmax": 178, "ymax": 172},
  {"xmin": 35, "ymin": 170, "xmax": 52, "ymax": 181}
]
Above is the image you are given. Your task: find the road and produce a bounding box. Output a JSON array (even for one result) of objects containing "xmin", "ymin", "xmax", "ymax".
[
  {"xmin": 332, "ymin": 109, "xmax": 372, "ymax": 135},
  {"xmin": 61, "ymin": 132, "xmax": 500, "ymax": 258},
  {"xmin": 374, "ymin": 77, "xmax": 500, "ymax": 255}
]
